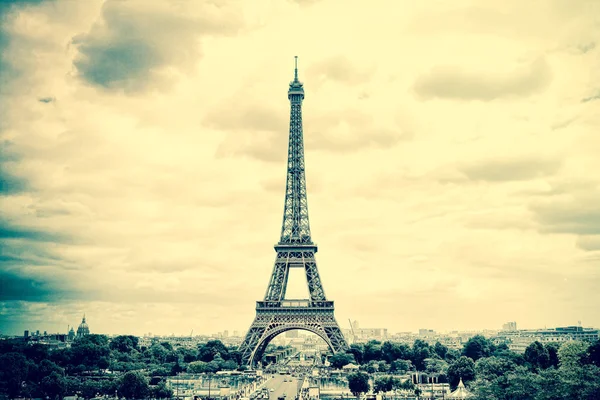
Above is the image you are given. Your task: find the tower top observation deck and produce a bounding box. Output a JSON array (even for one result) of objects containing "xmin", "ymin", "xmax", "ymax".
[{"xmin": 288, "ymin": 56, "xmax": 304, "ymax": 99}]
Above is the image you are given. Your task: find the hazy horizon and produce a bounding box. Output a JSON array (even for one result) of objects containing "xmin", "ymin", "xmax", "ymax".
[{"xmin": 1, "ymin": 0, "xmax": 599, "ymax": 338}]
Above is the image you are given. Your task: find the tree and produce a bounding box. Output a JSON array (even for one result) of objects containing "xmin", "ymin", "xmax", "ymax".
[
  {"xmin": 447, "ymin": 356, "xmax": 475, "ymax": 389},
  {"xmin": 363, "ymin": 340, "xmax": 383, "ymax": 362},
  {"xmin": 198, "ymin": 340, "xmax": 230, "ymax": 362},
  {"xmin": 329, "ymin": 353, "xmax": 356, "ymax": 369},
  {"xmin": 81, "ymin": 380, "xmax": 103, "ymax": 399},
  {"xmin": 411, "ymin": 340, "xmax": 432, "ymax": 370},
  {"xmin": 472, "ymin": 366, "xmax": 542, "ymax": 400},
  {"xmin": 70, "ymin": 335, "xmax": 111, "ymax": 371},
  {"xmin": 400, "ymin": 379, "xmax": 414, "ymax": 390},
  {"xmin": 347, "ymin": 372, "xmax": 370, "ymax": 399},
  {"xmin": 545, "ymin": 342, "xmax": 561, "ymax": 368},
  {"xmin": 475, "ymin": 356, "xmax": 517, "ymax": 380},
  {"xmin": 462, "ymin": 335, "xmax": 493, "ymax": 361},
  {"xmin": 381, "ymin": 342, "xmax": 412, "ymax": 363},
  {"xmin": 474, "ymin": 356, "xmax": 516, "ymax": 381},
  {"xmin": 29, "ymin": 359, "xmax": 65, "ymax": 384},
  {"xmin": 558, "ymin": 341, "xmax": 589, "ymax": 371},
  {"xmin": 586, "ymin": 340, "xmax": 600, "ymax": 367},
  {"xmin": 220, "ymin": 359, "xmax": 239, "ymax": 371},
  {"xmin": 40, "ymin": 371, "xmax": 67, "ymax": 400},
  {"xmin": 110, "ymin": 336, "xmax": 140, "ymax": 353},
  {"xmin": 390, "ymin": 359, "xmax": 413, "ymax": 373},
  {"xmin": 424, "ymin": 358, "xmax": 448, "ymax": 374},
  {"xmin": 0, "ymin": 352, "xmax": 29, "ymax": 398},
  {"xmin": 444, "ymin": 348, "xmax": 461, "ymax": 362},
  {"xmin": 187, "ymin": 361, "xmax": 209, "ymax": 373},
  {"xmin": 362, "ymin": 360, "xmax": 378, "ymax": 373},
  {"xmin": 24, "ymin": 344, "xmax": 50, "ymax": 363},
  {"xmin": 119, "ymin": 371, "xmax": 150, "ymax": 399},
  {"xmin": 524, "ymin": 341, "xmax": 550, "ymax": 370},
  {"xmin": 152, "ymin": 381, "xmax": 173, "ymax": 399},
  {"xmin": 433, "ymin": 342, "xmax": 448, "ymax": 360},
  {"xmin": 348, "ymin": 344, "xmax": 365, "ymax": 365},
  {"xmin": 374, "ymin": 376, "xmax": 399, "ymax": 393},
  {"xmin": 498, "ymin": 366, "xmax": 543, "ymax": 400}
]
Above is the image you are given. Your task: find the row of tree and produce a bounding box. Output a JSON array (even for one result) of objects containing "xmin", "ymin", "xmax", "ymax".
[
  {"xmin": 0, "ymin": 335, "xmax": 251, "ymax": 399},
  {"xmin": 340, "ymin": 337, "xmax": 600, "ymax": 400}
]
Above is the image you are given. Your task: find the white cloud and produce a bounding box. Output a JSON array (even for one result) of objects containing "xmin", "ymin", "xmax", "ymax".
[{"xmin": 1, "ymin": 0, "xmax": 599, "ymax": 336}]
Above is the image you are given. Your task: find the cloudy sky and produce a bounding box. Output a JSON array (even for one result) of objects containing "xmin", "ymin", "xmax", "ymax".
[{"xmin": 1, "ymin": 0, "xmax": 599, "ymax": 337}]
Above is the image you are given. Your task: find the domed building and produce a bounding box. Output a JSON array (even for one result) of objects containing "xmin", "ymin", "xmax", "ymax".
[
  {"xmin": 76, "ymin": 315, "xmax": 90, "ymax": 337},
  {"xmin": 67, "ymin": 326, "xmax": 75, "ymax": 341}
]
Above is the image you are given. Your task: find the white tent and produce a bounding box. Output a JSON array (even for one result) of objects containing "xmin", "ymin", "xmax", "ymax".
[{"xmin": 448, "ymin": 379, "xmax": 472, "ymax": 399}]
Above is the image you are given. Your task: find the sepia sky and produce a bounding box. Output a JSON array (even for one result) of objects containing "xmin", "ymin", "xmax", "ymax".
[{"xmin": 1, "ymin": 0, "xmax": 599, "ymax": 337}]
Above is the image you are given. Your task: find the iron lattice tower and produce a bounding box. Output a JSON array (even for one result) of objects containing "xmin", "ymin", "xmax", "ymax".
[{"xmin": 238, "ymin": 57, "xmax": 348, "ymax": 366}]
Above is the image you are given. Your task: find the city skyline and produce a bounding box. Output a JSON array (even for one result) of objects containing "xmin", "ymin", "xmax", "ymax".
[{"xmin": 1, "ymin": 0, "xmax": 600, "ymax": 337}]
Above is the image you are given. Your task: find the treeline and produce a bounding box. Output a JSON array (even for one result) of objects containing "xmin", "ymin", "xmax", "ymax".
[
  {"xmin": 331, "ymin": 336, "xmax": 600, "ymax": 399},
  {"xmin": 0, "ymin": 335, "xmax": 247, "ymax": 399}
]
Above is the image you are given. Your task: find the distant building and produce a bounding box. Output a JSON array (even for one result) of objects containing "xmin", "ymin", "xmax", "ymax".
[
  {"xmin": 24, "ymin": 330, "xmax": 29, "ymax": 338},
  {"xmin": 502, "ymin": 322, "xmax": 517, "ymax": 331},
  {"xmin": 76, "ymin": 315, "xmax": 90, "ymax": 337},
  {"xmin": 499, "ymin": 325, "xmax": 599, "ymax": 352},
  {"xmin": 286, "ymin": 330, "xmax": 300, "ymax": 338},
  {"xmin": 223, "ymin": 330, "xmax": 229, "ymax": 338},
  {"xmin": 68, "ymin": 326, "xmax": 75, "ymax": 341},
  {"xmin": 419, "ymin": 329, "xmax": 436, "ymax": 336}
]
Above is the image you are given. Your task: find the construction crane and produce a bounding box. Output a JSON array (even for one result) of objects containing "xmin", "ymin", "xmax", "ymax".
[
  {"xmin": 348, "ymin": 319, "xmax": 356, "ymax": 343},
  {"xmin": 190, "ymin": 329, "xmax": 194, "ymax": 337}
]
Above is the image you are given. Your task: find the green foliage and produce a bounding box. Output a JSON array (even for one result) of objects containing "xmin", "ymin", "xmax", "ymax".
[
  {"xmin": 71, "ymin": 335, "xmax": 111, "ymax": 371},
  {"xmin": 544, "ymin": 342, "xmax": 560, "ymax": 368},
  {"xmin": 110, "ymin": 335, "xmax": 140, "ymax": 353},
  {"xmin": 434, "ymin": 342, "xmax": 448, "ymax": 359},
  {"xmin": 40, "ymin": 371, "xmax": 67, "ymax": 400},
  {"xmin": 347, "ymin": 372, "xmax": 370, "ymax": 398},
  {"xmin": 524, "ymin": 341, "xmax": 550, "ymax": 370},
  {"xmin": 558, "ymin": 341, "xmax": 589, "ymax": 370},
  {"xmin": 347, "ymin": 344, "xmax": 365, "ymax": 364},
  {"xmin": 399, "ymin": 379, "xmax": 414, "ymax": 390},
  {"xmin": 412, "ymin": 340, "xmax": 433, "ymax": 370},
  {"xmin": 151, "ymin": 381, "xmax": 173, "ymax": 399},
  {"xmin": 424, "ymin": 357, "xmax": 448, "ymax": 374},
  {"xmin": 390, "ymin": 359, "xmax": 413, "ymax": 373},
  {"xmin": 198, "ymin": 340, "xmax": 231, "ymax": 362},
  {"xmin": 462, "ymin": 335, "xmax": 494, "ymax": 361},
  {"xmin": 470, "ymin": 341, "xmax": 600, "ymax": 400},
  {"xmin": 186, "ymin": 360, "xmax": 223, "ymax": 373},
  {"xmin": 474, "ymin": 356, "xmax": 516, "ymax": 381},
  {"xmin": 329, "ymin": 352, "xmax": 356, "ymax": 369},
  {"xmin": 381, "ymin": 342, "xmax": 412, "ymax": 363},
  {"xmin": 0, "ymin": 352, "xmax": 30, "ymax": 398},
  {"xmin": 81, "ymin": 379, "xmax": 103, "ymax": 399},
  {"xmin": 373, "ymin": 376, "xmax": 401, "ymax": 393},
  {"xmin": 363, "ymin": 340, "xmax": 383, "ymax": 362},
  {"xmin": 447, "ymin": 356, "xmax": 476, "ymax": 388},
  {"xmin": 118, "ymin": 371, "xmax": 150, "ymax": 400},
  {"xmin": 0, "ymin": 337, "xmax": 244, "ymax": 399},
  {"xmin": 587, "ymin": 340, "xmax": 600, "ymax": 367}
]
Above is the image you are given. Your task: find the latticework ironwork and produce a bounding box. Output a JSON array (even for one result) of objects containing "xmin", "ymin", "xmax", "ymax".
[{"xmin": 238, "ymin": 58, "xmax": 348, "ymax": 366}]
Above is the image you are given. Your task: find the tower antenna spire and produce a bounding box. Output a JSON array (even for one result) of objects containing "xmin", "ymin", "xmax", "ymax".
[{"xmin": 294, "ymin": 56, "xmax": 298, "ymax": 81}]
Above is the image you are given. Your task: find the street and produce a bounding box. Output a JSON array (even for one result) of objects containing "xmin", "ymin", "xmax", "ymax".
[{"xmin": 262, "ymin": 374, "xmax": 302, "ymax": 400}]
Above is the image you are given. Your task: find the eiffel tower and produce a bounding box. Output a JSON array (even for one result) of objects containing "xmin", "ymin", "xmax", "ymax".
[{"xmin": 238, "ymin": 57, "xmax": 348, "ymax": 366}]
